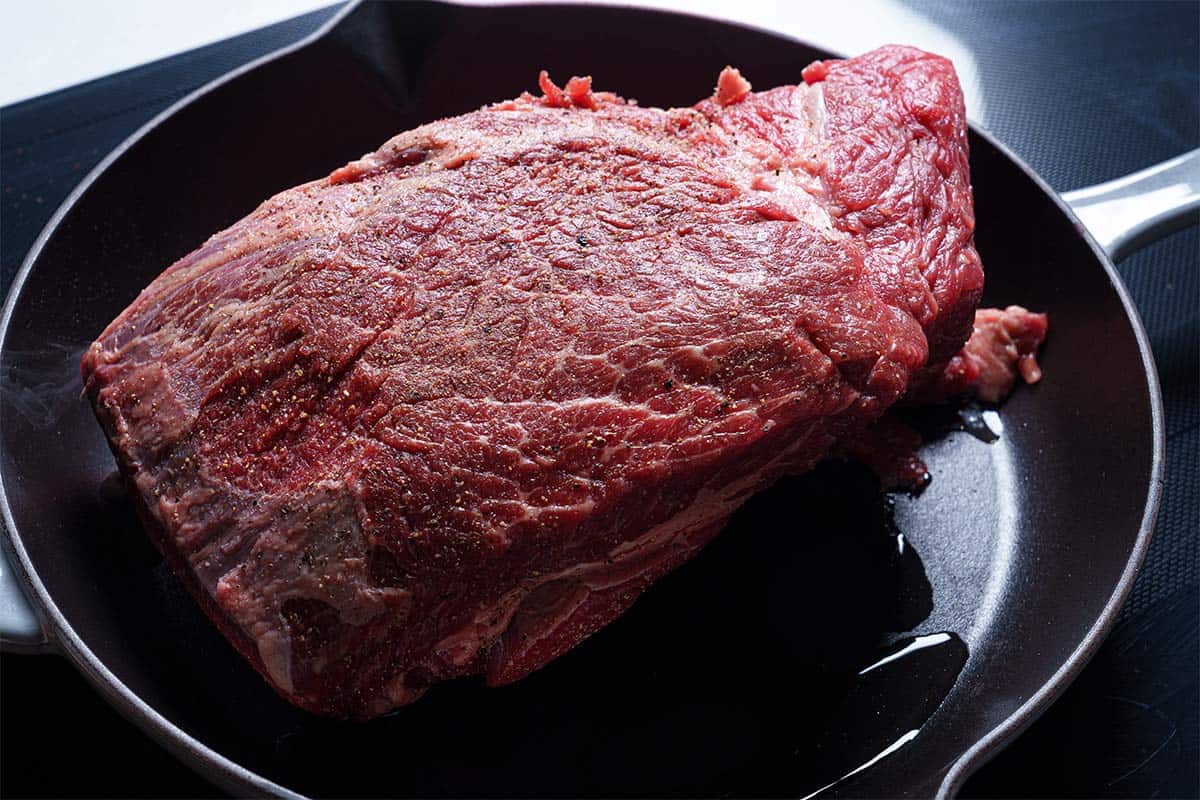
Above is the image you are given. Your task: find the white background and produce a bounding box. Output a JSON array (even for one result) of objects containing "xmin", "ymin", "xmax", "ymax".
[
  {"xmin": 0, "ymin": 0, "xmax": 334, "ymax": 106},
  {"xmin": 0, "ymin": 0, "xmax": 984, "ymax": 120}
]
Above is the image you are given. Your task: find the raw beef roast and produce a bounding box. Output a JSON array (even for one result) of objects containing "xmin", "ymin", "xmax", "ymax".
[{"xmin": 85, "ymin": 46, "xmax": 1027, "ymax": 718}]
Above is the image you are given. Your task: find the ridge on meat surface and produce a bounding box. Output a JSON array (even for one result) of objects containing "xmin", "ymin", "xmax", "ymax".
[{"xmin": 84, "ymin": 45, "xmax": 1017, "ymax": 718}]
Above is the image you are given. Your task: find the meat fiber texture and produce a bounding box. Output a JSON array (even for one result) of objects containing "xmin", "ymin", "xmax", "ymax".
[{"xmin": 84, "ymin": 45, "xmax": 988, "ymax": 718}]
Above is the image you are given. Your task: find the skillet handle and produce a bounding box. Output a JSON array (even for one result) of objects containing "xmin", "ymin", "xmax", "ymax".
[
  {"xmin": 0, "ymin": 538, "xmax": 50, "ymax": 653},
  {"xmin": 1061, "ymin": 149, "xmax": 1200, "ymax": 262}
]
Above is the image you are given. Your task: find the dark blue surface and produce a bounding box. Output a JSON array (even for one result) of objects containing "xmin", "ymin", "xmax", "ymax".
[{"xmin": 1, "ymin": 2, "xmax": 1196, "ymax": 797}]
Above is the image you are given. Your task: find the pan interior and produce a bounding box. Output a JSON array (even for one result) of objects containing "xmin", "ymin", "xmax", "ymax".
[{"xmin": 0, "ymin": 3, "xmax": 1156, "ymax": 797}]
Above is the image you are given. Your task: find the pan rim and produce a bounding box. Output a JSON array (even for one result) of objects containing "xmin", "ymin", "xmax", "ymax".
[
  {"xmin": 931, "ymin": 125, "xmax": 1165, "ymax": 798},
  {"xmin": 0, "ymin": 2, "xmax": 1165, "ymax": 797}
]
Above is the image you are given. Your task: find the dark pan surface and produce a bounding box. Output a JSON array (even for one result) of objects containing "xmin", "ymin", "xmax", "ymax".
[{"xmin": 0, "ymin": 3, "xmax": 1161, "ymax": 797}]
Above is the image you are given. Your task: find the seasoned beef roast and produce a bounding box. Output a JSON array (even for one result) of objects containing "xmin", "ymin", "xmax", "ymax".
[{"xmin": 84, "ymin": 46, "xmax": 1015, "ymax": 718}]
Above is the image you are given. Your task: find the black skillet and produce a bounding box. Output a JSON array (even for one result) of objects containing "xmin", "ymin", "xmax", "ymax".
[{"xmin": 1, "ymin": 2, "xmax": 1195, "ymax": 797}]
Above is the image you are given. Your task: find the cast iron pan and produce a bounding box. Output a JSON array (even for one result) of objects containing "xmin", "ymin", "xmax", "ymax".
[{"xmin": 1, "ymin": 2, "xmax": 1193, "ymax": 797}]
